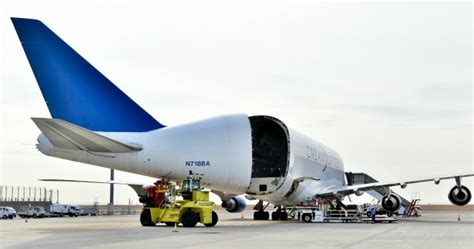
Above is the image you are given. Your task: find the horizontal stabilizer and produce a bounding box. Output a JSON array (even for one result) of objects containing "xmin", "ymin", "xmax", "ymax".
[{"xmin": 32, "ymin": 118, "xmax": 142, "ymax": 153}]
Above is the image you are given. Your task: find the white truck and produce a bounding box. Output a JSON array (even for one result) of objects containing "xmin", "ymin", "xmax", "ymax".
[
  {"xmin": 18, "ymin": 206, "xmax": 46, "ymax": 218},
  {"xmin": 50, "ymin": 204, "xmax": 81, "ymax": 217}
]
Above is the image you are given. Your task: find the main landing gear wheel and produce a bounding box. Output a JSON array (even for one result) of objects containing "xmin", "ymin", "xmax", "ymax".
[
  {"xmin": 271, "ymin": 211, "xmax": 288, "ymax": 221},
  {"xmin": 279, "ymin": 212, "xmax": 288, "ymax": 221},
  {"xmin": 181, "ymin": 210, "xmax": 198, "ymax": 227},
  {"xmin": 254, "ymin": 211, "xmax": 269, "ymax": 220},
  {"xmin": 140, "ymin": 210, "xmax": 156, "ymax": 227},
  {"xmin": 204, "ymin": 211, "xmax": 219, "ymax": 227},
  {"xmin": 271, "ymin": 211, "xmax": 280, "ymax": 221}
]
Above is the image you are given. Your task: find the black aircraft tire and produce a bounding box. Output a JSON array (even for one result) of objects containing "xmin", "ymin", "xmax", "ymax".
[
  {"xmin": 262, "ymin": 211, "xmax": 269, "ymax": 220},
  {"xmin": 280, "ymin": 212, "xmax": 288, "ymax": 221},
  {"xmin": 253, "ymin": 212, "xmax": 261, "ymax": 220},
  {"xmin": 271, "ymin": 212, "xmax": 280, "ymax": 221}
]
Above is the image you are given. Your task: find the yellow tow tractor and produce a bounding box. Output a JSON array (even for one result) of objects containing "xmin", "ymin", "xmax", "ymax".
[{"xmin": 139, "ymin": 172, "xmax": 218, "ymax": 227}]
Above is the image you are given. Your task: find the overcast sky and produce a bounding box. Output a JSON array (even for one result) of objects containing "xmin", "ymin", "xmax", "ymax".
[{"xmin": 1, "ymin": 0, "xmax": 472, "ymax": 205}]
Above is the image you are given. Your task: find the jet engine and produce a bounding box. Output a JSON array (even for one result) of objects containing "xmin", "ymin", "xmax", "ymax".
[
  {"xmin": 448, "ymin": 185, "xmax": 471, "ymax": 206},
  {"xmin": 381, "ymin": 194, "xmax": 401, "ymax": 212},
  {"xmin": 221, "ymin": 196, "xmax": 247, "ymax": 213}
]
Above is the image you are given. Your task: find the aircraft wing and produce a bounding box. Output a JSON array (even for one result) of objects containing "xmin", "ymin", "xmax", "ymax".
[
  {"xmin": 32, "ymin": 118, "xmax": 142, "ymax": 153},
  {"xmin": 316, "ymin": 173, "xmax": 474, "ymax": 198},
  {"xmin": 39, "ymin": 179, "xmax": 148, "ymax": 196}
]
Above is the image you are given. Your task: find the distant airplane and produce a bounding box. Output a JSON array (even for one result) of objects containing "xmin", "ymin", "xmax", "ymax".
[{"xmin": 11, "ymin": 17, "xmax": 473, "ymax": 221}]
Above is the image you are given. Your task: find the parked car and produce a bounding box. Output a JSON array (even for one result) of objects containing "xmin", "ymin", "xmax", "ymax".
[
  {"xmin": 82, "ymin": 207, "xmax": 98, "ymax": 216},
  {"xmin": 0, "ymin": 206, "xmax": 17, "ymax": 219},
  {"xmin": 18, "ymin": 206, "xmax": 46, "ymax": 218}
]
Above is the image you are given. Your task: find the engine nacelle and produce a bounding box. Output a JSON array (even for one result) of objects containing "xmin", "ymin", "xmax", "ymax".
[
  {"xmin": 381, "ymin": 194, "xmax": 401, "ymax": 212},
  {"xmin": 221, "ymin": 196, "xmax": 246, "ymax": 213},
  {"xmin": 448, "ymin": 185, "xmax": 471, "ymax": 206}
]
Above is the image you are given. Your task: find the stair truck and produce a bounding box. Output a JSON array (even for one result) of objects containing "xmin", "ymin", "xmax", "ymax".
[{"xmin": 139, "ymin": 172, "xmax": 218, "ymax": 227}]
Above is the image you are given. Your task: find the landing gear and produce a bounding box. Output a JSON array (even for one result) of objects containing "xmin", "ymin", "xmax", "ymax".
[
  {"xmin": 271, "ymin": 206, "xmax": 288, "ymax": 221},
  {"xmin": 253, "ymin": 200, "xmax": 270, "ymax": 220},
  {"xmin": 280, "ymin": 211, "xmax": 288, "ymax": 220},
  {"xmin": 253, "ymin": 201, "xmax": 290, "ymax": 221},
  {"xmin": 254, "ymin": 210, "xmax": 269, "ymax": 220},
  {"xmin": 271, "ymin": 211, "xmax": 279, "ymax": 221}
]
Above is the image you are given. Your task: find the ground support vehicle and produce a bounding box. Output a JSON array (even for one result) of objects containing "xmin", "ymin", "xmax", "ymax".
[
  {"xmin": 82, "ymin": 208, "xmax": 98, "ymax": 216},
  {"xmin": 18, "ymin": 206, "xmax": 46, "ymax": 218},
  {"xmin": 50, "ymin": 204, "xmax": 81, "ymax": 217},
  {"xmin": 139, "ymin": 172, "xmax": 218, "ymax": 227},
  {"xmin": 324, "ymin": 209, "xmax": 361, "ymax": 223},
  {"xmin": 287, "ymin": 201, "xmax": 325, "ymax": 223},
  {"xmin": 0, "ymin": 207, "xmax": 17, "ymax": 219},
  {"xmin": 361, "ymin": 215, "xmax": 397, "ymax": 223}
]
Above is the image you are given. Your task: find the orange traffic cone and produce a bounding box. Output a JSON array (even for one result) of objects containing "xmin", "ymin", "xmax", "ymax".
[
  {"xmin": 241, "ymin": 214, "xmax": 244, "ymax": 220},
  {"xmin": 25, "ymin": 216, "xmax": 28, "ymax": 223},
  {"xmin": 458, "ymin": 214, "xmax": 461, "ymax": 221},
  {"xmin": 172, "ymin": 223, "xmax": 178, "ymax": 232}
]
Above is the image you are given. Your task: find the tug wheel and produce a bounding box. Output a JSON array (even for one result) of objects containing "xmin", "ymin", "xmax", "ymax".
[
  {"xmin": 181, "ymin": 210, "xmax": 198, "ymax": 227},
  {"xmin": 140, "ymin": 210, "xmax": 156, "ymax": 227},
  {"xmin": 302, "ymin": 213, "xmax": 312, "ymax": 223},
  {"xmin": 204, "ymin": 211, "xmax": 218, "ymax": 227}
]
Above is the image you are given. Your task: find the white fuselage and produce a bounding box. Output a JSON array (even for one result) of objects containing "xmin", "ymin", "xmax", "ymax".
[{"xmin": 37, "ymin": 114, "xmax": 345, "ymax": 205}]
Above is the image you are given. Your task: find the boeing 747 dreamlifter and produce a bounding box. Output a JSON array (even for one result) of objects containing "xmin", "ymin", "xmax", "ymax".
[{"xmin": 11, "ymin": 17, "xmax": 473, "ymax": 222}]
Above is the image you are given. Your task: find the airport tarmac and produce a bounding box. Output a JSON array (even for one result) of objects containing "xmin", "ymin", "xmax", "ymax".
[{"xmin": 1, "ymin": 209, "xmax": 473, "ymax": 249}]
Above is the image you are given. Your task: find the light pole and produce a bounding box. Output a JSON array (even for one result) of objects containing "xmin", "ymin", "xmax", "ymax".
[{"xmin": 108, "ymin": 169, "xmax": 114, "ymax": 215}]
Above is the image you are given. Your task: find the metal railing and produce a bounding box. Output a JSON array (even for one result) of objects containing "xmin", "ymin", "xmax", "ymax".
[{"xmin": 0, "ymin": 185, "xmax": 59, "ymax": 203}]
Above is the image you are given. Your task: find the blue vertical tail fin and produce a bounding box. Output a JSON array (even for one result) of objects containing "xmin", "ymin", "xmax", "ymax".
[{"xmin": 11, "ymin": 17, "xmax": 165, "ymax": 132}]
